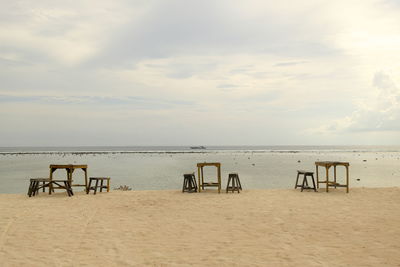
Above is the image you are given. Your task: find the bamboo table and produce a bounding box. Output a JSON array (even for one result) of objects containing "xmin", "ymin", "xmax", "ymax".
[
  {"xmin": 315, "ymin": 161, "xmax": 350, "ymax": 193},
  {"xmin": 197, "ymin": 162, "xmax": 221, "ymax": 193},
  {"xmin": 49, "ymin": 164, "xmax": 88, "ymax": 194}
]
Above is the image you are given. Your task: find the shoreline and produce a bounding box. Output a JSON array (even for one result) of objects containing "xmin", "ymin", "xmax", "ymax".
[
  {"xmin": 0, "ymin": 185, "xmax": 399, "ymax": 195},
  {"xmin": 0, "ymin": 188, "xmax": 399, "ymax": 266}
]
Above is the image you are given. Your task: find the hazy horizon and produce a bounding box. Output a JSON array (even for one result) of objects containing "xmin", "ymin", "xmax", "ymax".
[
  {"xmin": 2, "ymin": 144, "xmax": 400, "ymax": 152},
  {"xmin": 1, "ymin": 0, "xmax": 400, "ymax": 146}
]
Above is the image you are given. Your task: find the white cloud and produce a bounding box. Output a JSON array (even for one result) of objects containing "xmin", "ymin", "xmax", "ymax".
[
  {"xmin": 0, "ymin": 1, "xmax": 140, "ymax": 65},
  {"xmin": 307, "ymin": 70, "xmax": 400, "ymax": 134},
  {"xmin": 1, "ymin": 0, "xmax": 400, "ymax": 145}
]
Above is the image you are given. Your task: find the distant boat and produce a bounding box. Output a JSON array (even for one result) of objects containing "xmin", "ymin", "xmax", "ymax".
[{"xmin": 190, "ymin": 146, "xmax": 206, "ymax": 149}]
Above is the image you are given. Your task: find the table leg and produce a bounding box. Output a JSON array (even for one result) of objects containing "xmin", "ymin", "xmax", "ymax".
[
  {"xmin": 193, "ymin": 174, "xmax": 198, "ymax": 191},
  {"xmin": 28, "ymin": 180, "xmax": 34, "ymax": 197},
  {"xmin": 107, "ymin": 178, "xmax": 110, "ymax": 192},
  {"xmin": 68, "ymin": 181, "xmax": 74, "ymax": 196},
  {"xmin": 66, "ymin": 168, "xmax": 70, "ymax": 185},
  {"xmin": 32, "ymin": 180, "xmax": 38, "ymax": 196},
  {"xmin": 237, "ymin": 175, "xmax": 242, "ymax": 190},
  {"xmin": 316, "ymin": 165, "xmax": 319, "ymax": 189},
  {"xmin": 197, "ymin": 167, "xmax": 201, "ymax": 192},
  {"xmin": 49, "ymin": 168, "xmax": 54, "ymax": 195},
  {"xmin": 311, "ymin": 174, "xmax": 317, "ymax": 192},
  {"xmin": 325, "ymin": 167, "xmax": 329, "ymax": 192},
  {"xmin": 201, "ymin": 167, "xmax": 204, "ymax": 190},
  {"xmin": 301, "ymin": 174, "xmax": 306, "ymax": 192},
  {"xmin": 94, "ymin": 179, "xmax": 99, "ymax": 195},
  {"xmin": 346, "ymin": 166, "xmax": 349, "ymax": 193},
  {"xmin": 69, "ymin": 168, "xmax": 75, "ymax": 186},
  {"xmin": 84, "ymin": 168, "xmax": 88, "ymax": 191},
  {"xmin": 217, "ymin": 166, "xmax": 221, "ymax": 194},
  {"xmin": 334, "ymin": 166, "xmax": 337, "ymax": 188},
  {"xmin": 86, "ymin": 178, "xmax": 92, "ymax": 194},
  {"xmin": 64, "ymin": 181, "xmax": 71, "ymax": 197}
]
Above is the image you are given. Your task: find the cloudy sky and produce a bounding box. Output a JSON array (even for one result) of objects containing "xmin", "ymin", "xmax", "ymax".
[{"xmin": 1, "ymin": 0, "xmax": 400, "ymax": 146}]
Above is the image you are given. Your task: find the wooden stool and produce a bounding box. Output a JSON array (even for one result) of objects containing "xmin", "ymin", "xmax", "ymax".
[
  {"xmin": 28, "ymin": 179, "xmax": 73, "ymax": 197},
  {"xmin": 182, "ymin": 173, "xmax": 198, "ymax": 193},
  {"xmin": 226, "ymin": 173, "xmax": 242, "ymax": 193},
  {"xmin": 28, "ymin": 178, "xmax": 50, "ymax": 197},
  {"xmin": 295, "ymin": 170, "xmax": 317, "ymax": 192},
  {"xmin": 87, "ymin": 177, "xmax": 110, "ymax": 194}
]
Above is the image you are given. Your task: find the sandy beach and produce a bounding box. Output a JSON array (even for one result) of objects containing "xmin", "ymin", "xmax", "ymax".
[{"xmin": 0, "ymin": 188, "xmax": 399, "ymax": 266}]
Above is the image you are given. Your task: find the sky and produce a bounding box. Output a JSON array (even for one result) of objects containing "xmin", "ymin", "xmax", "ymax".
[{"xmin": 1, "ymin": 0, "xmax": 400, "ymax": 146}]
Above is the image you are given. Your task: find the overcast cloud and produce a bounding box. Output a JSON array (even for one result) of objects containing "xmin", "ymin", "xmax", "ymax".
[{"xmin": 1, "ymin": 0, "xmax": 400, "ymax": 146}]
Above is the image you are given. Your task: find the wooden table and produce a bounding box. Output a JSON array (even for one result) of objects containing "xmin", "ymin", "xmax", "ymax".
[
  {"xmin": 315, "ymin": 161, "xmax": 350, "ymax": 193},
  {"xmin": 49, "ymin": 164, "xmax": 88, "ymax": 194},
  {"xmin": 197, "ymin": 162, "xmax": 221, "ymax": 193}
]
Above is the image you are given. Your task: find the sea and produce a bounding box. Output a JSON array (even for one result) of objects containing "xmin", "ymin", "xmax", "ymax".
[{"xmin": 0, "ymin": 146, "xmax": 399, "ymax": 194}]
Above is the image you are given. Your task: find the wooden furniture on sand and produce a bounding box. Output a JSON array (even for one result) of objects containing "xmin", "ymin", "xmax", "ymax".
[
  {"xmin": 28, "ymin": 178, "xmax": 50, "ymax": 197},
  {"xmin": 182, "ymin": 173, "xmax": 198, "ymax": 193},
  {"xmin": 295, "ymin": 170, "xmax": 317, "ymax": 192},
  {"xmin": 315, "ymin": 161, "xmax": 350, "ymax": 193},
  {"xmin": 49, "ymin": 164, "xmax": 88, "ymax": 193},
  {"xmin": 226, "ymin": 173, "xmax": 242, "ymax": 193},
  {"xmin": 197, "ymin": 162, "xmax": 221, "ymax": 193},
  {"xmin": 86, "ymin": 177, "xmax": 110, "ymax": 195},
  {"xmin": 28, "ymin": 178, "xmax": 73, "ymax": 197}
]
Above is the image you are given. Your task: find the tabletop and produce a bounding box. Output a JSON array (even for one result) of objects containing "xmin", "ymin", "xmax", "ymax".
[
  {"xmin": 197, "ymin": 162, "xmax": 221, "ymax": 167},
  {"xmin": 50, "ymin": 164, "xmax": 88, "ymax": 169},
  {"xmin": 315, "ymin": 161, "xmax": 349, "ymax": 167}
]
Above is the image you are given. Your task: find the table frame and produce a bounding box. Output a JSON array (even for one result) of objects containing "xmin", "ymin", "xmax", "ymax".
[
  {"xmin": 315, "ymin": 161, "xmax": 350, "ymax": 193},
  {"xmin": 49, "ymin": 164, "xmax": 88, "ymax": 194},
  {"xmin": 197, "ymin": 162, "xmax": 221, "ymax": 193}
]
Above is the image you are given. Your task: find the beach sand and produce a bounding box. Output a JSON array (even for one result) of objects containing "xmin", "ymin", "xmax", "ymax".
[{"xmin": 0, "ymin": 188, "xmax": 399, "ymax": 266}]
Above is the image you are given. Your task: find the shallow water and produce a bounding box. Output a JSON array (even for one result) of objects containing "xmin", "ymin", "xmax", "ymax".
[{"xmin": 0, "ymin": 148, "xmax": 400, "ymax": 193}]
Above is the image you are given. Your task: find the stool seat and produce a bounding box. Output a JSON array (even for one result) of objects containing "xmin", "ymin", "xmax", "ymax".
[
  {"xmin": 297, "ymin": 170, "xmax": 314, "ymax": 175},
  {"xmin": 30, "ymin": 178, "xmax": 50, "ymax": 182},
  {"xmin": 295, "ymin": 170, "xmax": 317, "ymax": 192},
  {"xmin": 87, "ymin": 177, "xmax": 111, "ymax": 194},
  {"xmin": 226, "ymin": 173, "xmax": 242, "ymax": 193},
  {"xmin": 182, "ymin": 173, "xmax": 197, "ymax": 193}
]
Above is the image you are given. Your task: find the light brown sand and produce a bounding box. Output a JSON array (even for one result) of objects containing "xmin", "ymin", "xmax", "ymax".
[{"xmin": 0, "ymin": 188, "xmax": 399, "ymax": 266}]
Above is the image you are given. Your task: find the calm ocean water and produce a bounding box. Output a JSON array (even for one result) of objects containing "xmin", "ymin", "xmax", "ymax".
[{"xmin": 1, "ymin": 146, "xmax": 400, "ymax": 193}]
